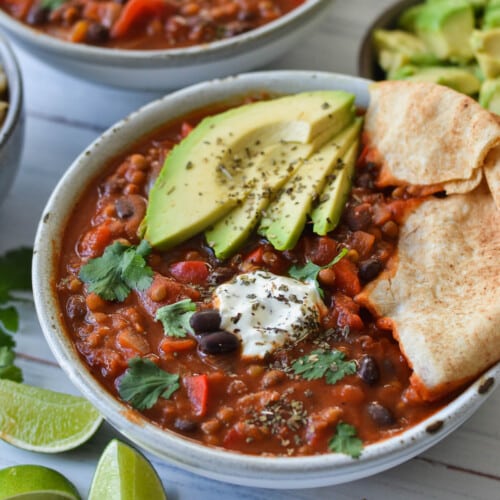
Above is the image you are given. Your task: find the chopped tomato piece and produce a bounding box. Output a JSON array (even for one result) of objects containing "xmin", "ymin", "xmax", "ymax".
[
  {"xmin": 111, "ymin": 0, "xmax": 176, "ymax": 39},
  {"xmin": 184, "ymin": 374, "xmax": 209, "ymax": 417},
  {"xmin": 307, "ymin": 236, "xmax": 338, "ymax": 266},
  {"xmin": 333, "ymin": 292, "xmax": 364, "ymax": 331},
  {"xmin": 349, "ymin": 231, "xmax": 375, "ymax": 260},
  {"xmin": 332, "ymin": 258, "xmax": 361, "ymax": 297},
  {"xmin": 169, "ymin": 261, "xmax": 209, "ymax": 285},
  {"xmin": 181, "ymin": 122, "xmax": 194, "ymax": 138}
]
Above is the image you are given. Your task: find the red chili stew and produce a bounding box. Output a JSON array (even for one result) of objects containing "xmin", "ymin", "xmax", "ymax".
[
  {"xmin": 1, "ymin": 0, "xmax": 305, "ymax": 49},
  {"xmin": 57, "ymin": 97, "xmax": 451, "ymax": 457}
]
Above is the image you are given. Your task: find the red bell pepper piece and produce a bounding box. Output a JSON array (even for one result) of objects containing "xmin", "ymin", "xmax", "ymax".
[
  {"xmin": 184, "ymin": 374, "xmax": 209, "ymax": 417},
  {"xmin": 111, "ymin": 0, "xmax": 176, "ymax": 39},
  {"xmin": 169, "ymin": 261, "xmax": 209, "ymax": 285}
]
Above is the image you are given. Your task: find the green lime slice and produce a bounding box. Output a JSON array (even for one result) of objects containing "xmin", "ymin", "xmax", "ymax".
[
  {"xmin": 0, "ymin": 379, "xmax": 102, "ymax": 453},
  {"xmin": 88, "ymin": 440, "xmax": 167, "ymax": 500},
  {"xmin": 0, "ymin": 464, "xmax": 81, "ymax": 499}
]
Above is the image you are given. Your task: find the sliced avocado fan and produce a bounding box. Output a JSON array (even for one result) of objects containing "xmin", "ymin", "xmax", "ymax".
[
  {"xmin": 260, "ymin": 118, "xmax": 362, "ymax": 251},
  {"xmin": 144, "ymin": 91, "xmax": 355, "ymax": 250}
]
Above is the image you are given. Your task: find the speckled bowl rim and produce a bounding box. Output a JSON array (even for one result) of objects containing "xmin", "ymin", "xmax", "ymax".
[
  {"xmin": 32, "ymin": 70, "xmax": 499, "ymax": 489},
  {"xmin": 0, "ymin": 0, "xmax": 328, "ymax": 66},
  {"xmin": 0, "ymin": 30, "xmax": 22, "ymax": 151}
]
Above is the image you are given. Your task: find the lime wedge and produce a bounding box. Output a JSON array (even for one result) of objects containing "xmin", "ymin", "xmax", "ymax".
[
  {"xmin": 0, "ymin": 379, "xmax": 102, "ymax": 453},
  {"xmin": 88, "ymin": 440, "xmax": 166, "ymax": 500},
  {"xmin": 0, "ymin": 464, "xmax": 80, "ymax": 499}
]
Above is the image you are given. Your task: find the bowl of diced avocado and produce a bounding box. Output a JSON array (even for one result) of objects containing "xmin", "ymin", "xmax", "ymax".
[{"xmin": 358, "ymin": 0, "xmax": 500, "ymax": 114}]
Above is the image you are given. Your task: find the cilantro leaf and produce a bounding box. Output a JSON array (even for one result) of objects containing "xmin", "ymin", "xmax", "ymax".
[
  {"xmin": 0, "ymin": 329, "xmax": 15, "ymax": 349},
  {"xmin": 155, "ymin": 299, "xmax": 196, "ymax": 338},
  {"xmin": 118, "ymin": 357, "xmax": 180, "ymax": 410},
  {"xmin": 0, "ymin": 346, "xmax": 23, "ymax": 382},
  {"xmin": 291, "ymin": 349, "xmax": 356, "ymax": 384},
  {"xmin": 79, "ymin": 241, "xmax": 154, "ymax": 302},
  {"xmin": 0, "ymin": 247, "xmax": 32, "ymax": 303},
  {"xmin": 0, "ymin": 306, "xmax": 19, "ymax": 332},
  {"xmin": 328, "ymin": 422, "xmax": 363, "ymax": 458},
  {"xmin": 41, "ymin": 0, "xmax": 67, "ymax": 11},
  {"xmin": 288, "ymin": 248, "xmax": 348, "ymax": 297}
]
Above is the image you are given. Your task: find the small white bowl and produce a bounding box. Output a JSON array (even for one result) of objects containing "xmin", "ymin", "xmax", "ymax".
[
  {"xmin": 0, "ymin": 31, "xmax": 23, "ymax": 203},
  {"xmin": 0, "ymin": 1, "xmax": 330, "ymax": 90},
  {"xmin": 32, "ymin": 71, "xmax": 499, "ymax": 488}
]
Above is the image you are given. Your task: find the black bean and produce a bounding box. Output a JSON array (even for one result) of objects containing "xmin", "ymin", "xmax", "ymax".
[
  {"xmin": 190, "ymin": 310, "xmax": 221, "ymax": 334},
  {"xmin": 358, "ymin": 258, "xmax": 383, "ymax": 284},
  {"xmin": 26, "ymin": 5, "xmax": 50, "ymax": 25},
  {"xmin": 174, "ymin": 418, "xmax": 197, "ymax": 432},
  {"xmin": 356, "ymin": 172, "xmax": 374, "ymax": 189},
  {"xmin": 345, "ymin": 203, "xmax": 372, "ymax": 231},
  {"xmin": 367, "ymin": 402, "xmax": 395, "ymax": 426},
  {"xmin": 358, "ymin": 356, "xmax": 380, "ymax": 385},
  {"xmin": 66, "ymin": 296, "xmax": 87, "ymax": 320},
  {"xmin": 115, "ymin": 197, "xmax": 135, "ymax": 219},
  {"xmin": 198, "ymin": 331, "xmax": 239, "ymax": 354},
  {"xmin": 85, "ymin": 23, "xmax": 110, "ymax": 44}
]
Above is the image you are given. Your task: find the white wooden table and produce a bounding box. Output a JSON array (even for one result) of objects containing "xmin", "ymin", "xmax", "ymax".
[{"xmin": 0, "ymin": 1, "xmax": 499, "ymax": 498}]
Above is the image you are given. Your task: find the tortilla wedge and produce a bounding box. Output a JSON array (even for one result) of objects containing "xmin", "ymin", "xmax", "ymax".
[
  {"xmin": 364, "ymin": 81, "xmax": 500, "ymax": 198},
  {"xmin": 356, "ymin": 183, "xmax": 500, "ymax": 401}
]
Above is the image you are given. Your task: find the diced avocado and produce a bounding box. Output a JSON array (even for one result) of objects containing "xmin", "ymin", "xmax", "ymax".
[
  {"xmin": 373, "ymin": 30, "xmax": 435, "ymax": 72},
  {"xmin": 389, "ymin": 65, "xmax": 481, "ymax": 94},
  {"xmin": 206, "ymin": 126, "xmax": 338, "ymax": 259},
  {"xmin": 479, "ymin": 78, "xmax": 500, "ymax": 113},
  {"xmin": 483, "ymin": 9, "xmax": 500, "ymax": 29},
  {"xmin": 398, "ymin": 5, "xmax": 425, "ymax": 32},
  {"xmin": 310, "ymin": 138, "xmax": 360, "ymax": 236},
  {"xmin": 414, "ymin": 0, "xmax": 474, "ymax": 62},
  {"xmin": 471, "ymin": 28, "xmax": 500, "ymax": 78},
  {"xmin": 144, "ymin": 91, "xmax": 355, "ymax": 250},
  {"xmin": 260, "ymin": 118, "xmax": 362, "ymax": 251}
]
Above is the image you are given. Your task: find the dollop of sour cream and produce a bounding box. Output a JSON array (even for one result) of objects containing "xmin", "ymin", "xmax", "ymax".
[{"xmin": 214, "ymin": 270, "xmax": 325, "ymax": 359}]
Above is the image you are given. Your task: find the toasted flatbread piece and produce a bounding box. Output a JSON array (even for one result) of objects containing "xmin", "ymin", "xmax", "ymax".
[
  {"xmin": 356, "ymin": 185, "xmax": 500, "ymax": 401},
  {"xmin": 365, "ymin": 81, "xmax": 500, "ymax": 195},
  {"xmin": 484, "ymin": 145, "xmax": 500, "ymax": 208}
]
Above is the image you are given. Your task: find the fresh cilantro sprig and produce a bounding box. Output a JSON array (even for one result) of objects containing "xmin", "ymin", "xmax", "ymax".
[
  {"xmin": 0, "ymin": 247, "xmax": 33, "ymax": 382},
  {"xmin": 79, "ymin": 240, "xmax": 153, "ymax": 302},
  {"xmin": 118, "ymin": 357, "xmax": 180, "ymax": 410},
  {"xmin": 291, "ymin": 348, "xmax": 356, "ymax": 385},
  {"xmin": 155, "ymin": 299, "xmax": 196, "ymax": 338},
  {"xmin": 41, "ymin": 0, "xmax": 67, "ymax": 11},
  {"xmin": 288, "ymin": 247, "xmax": 348, "ymax": 297},
  {"xmin": 328, "ymin": 422, "xmax": 363, "ymax": 458}
]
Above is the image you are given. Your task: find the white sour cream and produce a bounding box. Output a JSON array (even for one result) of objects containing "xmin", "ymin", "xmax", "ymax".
[{"xmin": 214, "ymin": 270, "xmax": 325, "ymax": 358}]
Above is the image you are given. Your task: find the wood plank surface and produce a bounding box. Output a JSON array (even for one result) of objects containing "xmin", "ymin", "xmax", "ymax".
[{"xmin": 0, "ymin": 1, "xmax": 498, "ymax": 498}]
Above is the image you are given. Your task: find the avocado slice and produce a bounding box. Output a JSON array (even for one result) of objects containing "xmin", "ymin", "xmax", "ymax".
[
  {"xmin": 144, "ymin": 91, "xmax": 355, "ymax": 250},
  {"xmin": 205, "ymin": 125, "xmax": 339, "ymax": 259},
  {"xmin": 310, "ymin": 138, "xmax": 360, "ymax": 236},
  {"xmin": 389, "ymin": 65, "xmax": 481, "ymax": 94},
  {"xmin": 398, "ymin": 4, "xmax": 425, "ymax": 32},
  {"xmin": 479, "ymin": 78, "xmax": 500, "ymax": 113},
  {"xmin": 414, "ymin": 0, "xmax": 474, "ymax": 62},
  {"xmin": 373, "ymin": 30, "xmax": 436, "ymax": 73},
  {"xmin": 471, "ymin": 28, "xmax": 500, "ymax": 78},
  {"xmin": 260, "ymin": 118, "xmax": 362, "ymax": 251}
]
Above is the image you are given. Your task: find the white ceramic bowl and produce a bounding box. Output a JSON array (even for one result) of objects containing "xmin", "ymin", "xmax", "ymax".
[
  {"xmin": 0, "ymin": 1, "xmax": 330, "ymax": 90},
  {"xmin": 32, "ymin": 71, "xmax": 499, "ymax": 488},
  {"xmin": 0, "ymin": 31, "xmax": 23, "ymax": 204}
]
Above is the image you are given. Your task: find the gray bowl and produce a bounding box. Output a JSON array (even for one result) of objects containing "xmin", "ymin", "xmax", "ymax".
[
  {"xmin": 358, "ymin": 0, "xmax": 422, "ymax": 80},
  {"xmin": 0, "ymin": 31, "xmax": 23, "ymax": 204}
]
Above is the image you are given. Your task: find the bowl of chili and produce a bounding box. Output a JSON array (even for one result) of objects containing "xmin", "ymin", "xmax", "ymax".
[
  {"xmin": 0, "ymin": 31, "xmax": 23, "ymax": 204},
  {"xmin": 32, "ymin": 70, "xmax": 500, "ymax": 487},
  {"xmin": 0, "ymin": 0, "xmax": 330, "ymax": 90}
]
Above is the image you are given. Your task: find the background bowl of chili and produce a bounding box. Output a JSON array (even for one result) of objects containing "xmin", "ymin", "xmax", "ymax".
[
  {"xmin": 0, "ymin": 31, "xmax": 23, "ymax": 204},
  {"xmin": 32, "ymin": 70, "xmax": 500, "ymax": 487},
  {"xmin": 0, "ymin": 0, "xmax": 330, "ymax": 90}
]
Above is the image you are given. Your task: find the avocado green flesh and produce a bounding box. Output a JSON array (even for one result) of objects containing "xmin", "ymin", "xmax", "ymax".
[
  {"xmin": 205, "ymin": 122, "xmax": 345, "ymax": 259},
  {"xmin": 261, "ymin": 118, "xmax": 361, "ymax": 251},
  {"xmin": 145, "ymin": 91, "xmax": 355, "ymax": 250},
  {"xmin": 471, "ymin": 28, "xmax": 500, "ymax": 78},
  {"xmin": 390, "ymin": 65, "xmax": 481, "ymax": 94},
  {"xmin": 479, "ymin": 78, "xmax": 500, "ymax": 112},
  {"xmin": 414, "ymin": 1, "xmax": 474, "ymax": 61},
  {"xmin": 311, "ymin": 139, "xmax": 360, "ymax": 236}
]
